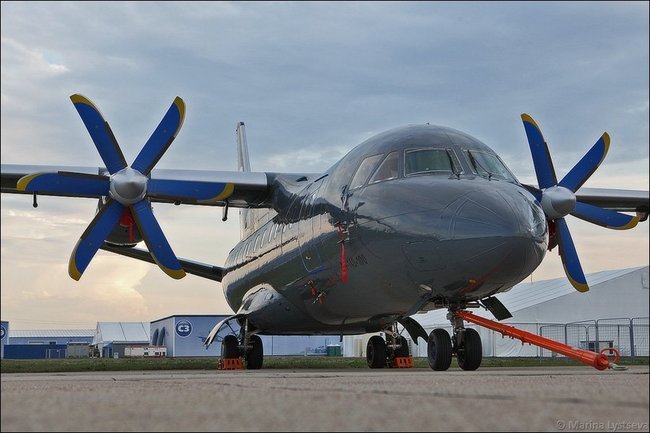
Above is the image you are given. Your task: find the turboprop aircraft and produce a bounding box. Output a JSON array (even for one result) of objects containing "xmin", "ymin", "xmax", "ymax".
[{"xmin": 1, "ymin": 95, "xmax": 648, "ymax": 371}]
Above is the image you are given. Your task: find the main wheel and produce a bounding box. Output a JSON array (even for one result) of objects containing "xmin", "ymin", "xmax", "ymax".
[
  {"xmin": 394, "ymin": 335, "xmax": 410, "ymax": 358},
  {"xmin": 457, "ymin": 328, "xmax": 482, "ymax": 371},
  {"xmin": 427, "ymin": 328, "xmax": 452, "ymax": 371},
  {"xmin": 366, "ymin": 335, "xmax": 387, "ymax": 368},
  {"xmin": 245, "ymin": 335, "xmax": 264, "ymax": 370},
  {"xmin": 221, "ymin": 335, "xmax": 240, "ymax": 359}
]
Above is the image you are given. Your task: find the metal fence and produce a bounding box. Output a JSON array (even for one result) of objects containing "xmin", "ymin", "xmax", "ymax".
[
  {"xmin": 404, "ymin": 317, "xmax": 649, "ymax": 358},
  {"xmin": 540, "ymin": 317, "xmax": 648, "ymax": 358}
]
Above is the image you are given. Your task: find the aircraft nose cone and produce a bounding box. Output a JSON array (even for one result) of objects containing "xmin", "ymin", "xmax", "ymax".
[{"xmin": 436, "ymin": 184, "xmax": 548, "ymax": 288}]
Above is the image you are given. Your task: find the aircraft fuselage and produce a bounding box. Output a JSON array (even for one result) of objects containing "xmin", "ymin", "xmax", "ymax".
[{"xmin": 221, "ymin": 125, "xmax": 548, "ymax": 335}]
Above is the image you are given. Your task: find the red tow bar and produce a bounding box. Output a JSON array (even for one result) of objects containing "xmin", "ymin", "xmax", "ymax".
[{"xmin": 456, "ymin": 310, "xmax": 614, "ymax": 370}]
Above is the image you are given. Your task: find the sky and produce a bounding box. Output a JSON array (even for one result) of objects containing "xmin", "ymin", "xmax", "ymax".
[{"xmin": 1, "ymin": 2, "xmax": 648, "ymax": 330}]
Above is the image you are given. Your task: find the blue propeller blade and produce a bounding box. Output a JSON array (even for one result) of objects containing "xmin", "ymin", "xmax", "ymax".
[
  {"xmin": 147, "ymin": 179, "xmax": 234, "ymax": 202},
  {"xmin": 70, "ymin": 94, "xmax": 127, "ymax": 174},
  {"xmin": 572, "ymin": 201, "xmax": 639, "ymax": 230},
  {"xmin": 559, "ymin": 133, "xmax": 610, "ymax": 193},
  {"xmin": 69, "ymin": 198, "xmax": 126, "ymax": 280},
  {"xmin": 555, "ymin": 217, "xmax": 589, "ymax": 292},
  {"xmin": 521, "ymin": 114, "xmax": 558, "ymax": 189},
  {"xmin": 130, "ymin": 200, "xmax": 186, "ymax": 279},
  {"xmin": 17, "ymin": 172, "xmax": 110, "ymax": 197},
  {"xmin": 131, "ymin": 97, "xmax": 185, "ymax": 176}
]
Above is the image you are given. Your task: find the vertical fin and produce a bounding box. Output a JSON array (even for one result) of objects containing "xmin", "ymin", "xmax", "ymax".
[{"xmin": 236, "ymin": 122, "xmax": 252, "ymax": 239}]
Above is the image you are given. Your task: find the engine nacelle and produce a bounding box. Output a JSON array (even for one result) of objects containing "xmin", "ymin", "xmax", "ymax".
[{"xmin": 97, "ymin": 197, "xmax": 143, "ymax": 247}]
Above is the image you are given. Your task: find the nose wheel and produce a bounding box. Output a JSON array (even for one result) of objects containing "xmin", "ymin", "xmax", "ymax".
[
  {"xmin": 427, "ymin": 328, "xmax": 452, "ymax": 371},
  {"xmin": 426, "ymin": 309, "xmax": 483, "ymax": 371},
  {"xmin": 456, "ymin": 328, "xmax": 482, "ymax": 371}
]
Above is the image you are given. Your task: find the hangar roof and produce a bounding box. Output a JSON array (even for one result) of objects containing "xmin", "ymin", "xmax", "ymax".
[
  {"xmin": 93, "ymin": 322, "xmax": 150, "ymax": 345},
  {"xmin": 496, "ymin": 266, "xmax": 648, "ymax": 313},
  {"xmin": 9, "ymin": 329, "xmax": 94, "ymax": 338},
  {"xmin": 416, "ymin": 266, "xmax": 648, "ymax": 325}
]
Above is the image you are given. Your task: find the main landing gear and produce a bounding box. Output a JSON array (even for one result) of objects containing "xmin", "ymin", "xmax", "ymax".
[
  {"xmin": 366, "ymin": 323, "xmax": 410, "ymax": 368},
  {"xmin": 427, "ymin": 309, "xmax": 482, "ymax": 371},
  {"xmin": 221, "ymin": 319, "xmax": 264, "ymax": 369}
]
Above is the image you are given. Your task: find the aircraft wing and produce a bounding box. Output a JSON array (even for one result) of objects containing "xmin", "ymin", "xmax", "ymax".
[
  {"xmin": 1, "ymin": 164, "xmax": 316, "ymax": 209},
  {"xmin": 523, "ymin": 183, "xmax": 648, "ymax": 214},
  {"xmin": 575, "ymin": 187, "xmax": 649, "ymax": 213},
  {"xmin": 100, "ymin": 243, "xmax": 224, "ymax": 281}
]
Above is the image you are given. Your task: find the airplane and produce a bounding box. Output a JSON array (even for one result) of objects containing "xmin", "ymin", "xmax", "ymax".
[{"xmin": 1, "ymin": 95, "xmax": 648, "ymax": 371}]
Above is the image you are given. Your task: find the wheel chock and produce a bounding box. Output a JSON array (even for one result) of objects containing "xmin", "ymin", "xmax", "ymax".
[
  {"xmin": 390, "ymin": 357, "xmax": 414, "ymax": 368},
  {"xmin": 218, "ymin": 357, "xmax": 244, "ymax": 370}
]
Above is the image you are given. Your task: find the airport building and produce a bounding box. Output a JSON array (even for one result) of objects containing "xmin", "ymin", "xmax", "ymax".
[
  {"xmin": 1, "ymin": 321, "xmax": 8, "ymax": 359},
  {"xmin": 151, "ymin": 314, "xmax": 340, "ymax": 357},
  {"xmin": 93, "ymin": 322, "xmax": 150, "ymax": 358},
  {"xmin": 3, "ymin": 329, "xmax": 93, "ymax": 359},
  {"xmin": 150, "ymin": 315, "xmax": 226, "ymax": 358},
  {"xmin": 1, "ymin": 316, "xmax": 339, "ymax": 359}
]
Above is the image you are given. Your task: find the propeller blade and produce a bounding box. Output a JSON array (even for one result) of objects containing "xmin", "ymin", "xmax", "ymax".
[
  {"xmin": 555, "ymin": 217, "xmax": 589, "ymax": 292},
  {"xmin": 69, "ymin": 198, "xmax": 125, "ymax": 280},
  {"xmin": 571, "ymin": 201, "xmax": 639, "ymax": 230},
  {"xmin": 131, "ymin": 97, "xmax": 185, "ymax": 176},
  {"xmin": 558, "ymin": 133, "xmax": 610, "ymax": 192},
  {"xmin": 70, "ymin": 94, "xmax": 128, "ymax": 174},
  {"xmin": 521, "ymin": 114, "xmax": 558, "ymax": 189},
  {"xmin": 147, "ymin": 179, "xmax": 234, "ymax": 202},
  {"xmin": 17, "ymin": 172, "xmax": 110, "ymax": 197},
  {"xmin": 130, "ymin": 200, "xmax": 186, "ymax": 279}
]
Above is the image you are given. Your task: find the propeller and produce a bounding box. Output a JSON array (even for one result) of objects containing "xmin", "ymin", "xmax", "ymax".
[
  {"xmin": 17, "ymin": 94, "xmax": 234, "ymax": 280},
  {"xmin": 521, "ymin": 114, "xmax": 639, "ymax": 292}
]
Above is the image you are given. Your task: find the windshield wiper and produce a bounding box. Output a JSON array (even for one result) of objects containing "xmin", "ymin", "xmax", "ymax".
[{"xmin": 467, "ymin": 151, "xmax": 493, "ymax": 180}]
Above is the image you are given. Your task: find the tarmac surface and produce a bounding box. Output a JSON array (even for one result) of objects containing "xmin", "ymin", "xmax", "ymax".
[{"xmin": 1, "ymin": 366, "xmax": 649, "ymax": 432}]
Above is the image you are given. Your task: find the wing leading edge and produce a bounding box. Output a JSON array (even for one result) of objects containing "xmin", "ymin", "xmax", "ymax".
[
  {"xmin": 522, "ymin": 183, "xmax": 649, "ymax": 216},
  {"xmin": 1, "ymin": 164, "xmax": 316, "ymax": 209}
]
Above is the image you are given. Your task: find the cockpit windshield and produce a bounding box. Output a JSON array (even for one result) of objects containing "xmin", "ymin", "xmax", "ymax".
[
  {"xmin": 405, "ymin": 148, "xmax": 458, "ymax": 176},
  {"xmin": 466, "ymin": 150, "xmax": 518, "ymax": 183}
]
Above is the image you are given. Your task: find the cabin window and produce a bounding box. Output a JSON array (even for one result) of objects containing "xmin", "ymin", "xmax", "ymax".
[
  {"xmin": 404, "ymin": 148, "xmax": 456, "ymax": 175},
  {"xmin": 369, "ymin": 151, "xmax": 399, "ymax": 184},
  {"xmin": 466, "ymin": 150, "xmax": 517, "ymax": 183},
  {"xmin": 350, "ymin": 154, "xmax": 384, "ymax": 190}
]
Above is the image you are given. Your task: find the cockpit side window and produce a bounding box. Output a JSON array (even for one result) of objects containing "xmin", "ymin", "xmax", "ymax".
[
  {"xmin": 369, "ymin": 151, "xmax": 399, "ymax": 184},
  {"xmin": 466, "ymin": 150, "xmax": 518, "ymax": 183},
  {"xmin": 404, "ymin": 148, "xmax": 457, "ymax": 176},
  {"xmin": 349, "ymin": 154, "xmax": 384, "ymax": 190}
]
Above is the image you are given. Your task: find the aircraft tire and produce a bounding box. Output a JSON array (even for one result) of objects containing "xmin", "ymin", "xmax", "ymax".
[
  {"xmin": 221, "ymin": 335, "xmax": 240, "ymax": 359},
  {"xmin": 366, "ymin": 335, "xmax": 386, "ymax": 368},
  {"xmin": 395, "ymin": 335, "xmax": 410, "ymax": 357},
  {"xmin": 245, "ymin": 335, "xmax": 264, "ymax": 370},
  {"xmin": 427, "ymin": 328, "xmax": 452, "ymax": 371},
  {"xmin": 457, "ymin": 328, "xmax": 482, "ymax": 371}
]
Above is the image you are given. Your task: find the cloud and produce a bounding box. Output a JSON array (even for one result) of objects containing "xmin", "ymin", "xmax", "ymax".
[{"xmin": 1, "ymin": 1, "xmax": 647, "ymax": 329}]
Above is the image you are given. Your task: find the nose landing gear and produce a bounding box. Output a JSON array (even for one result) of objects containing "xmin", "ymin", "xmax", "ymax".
[{"xmin": 427, "ymin": 308, "xmax": 483, "ymax": 371}]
